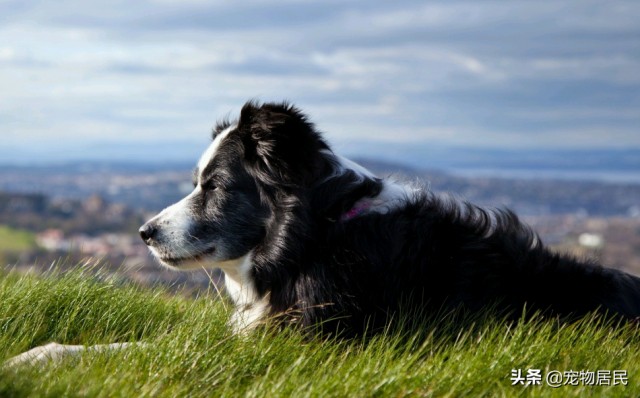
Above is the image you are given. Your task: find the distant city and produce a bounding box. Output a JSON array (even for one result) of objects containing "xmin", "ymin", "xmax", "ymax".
[
  {"xmin": 2, "ymin": 158, "xmax": 640, "ymax": 215},
  {"xmin": 0, "ymin": 159, "xmax": 639, "ymax": 289}
]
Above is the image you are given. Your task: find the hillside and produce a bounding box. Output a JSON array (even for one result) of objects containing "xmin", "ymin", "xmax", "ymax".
[{"xmin": 1, "ymin": 267, "xmax": 639, "ymax": 397}]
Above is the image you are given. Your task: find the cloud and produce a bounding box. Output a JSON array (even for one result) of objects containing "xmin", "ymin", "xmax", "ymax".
[{"xmin": 1, "ymin": 0, "xmax": 639, "ymax": 165}]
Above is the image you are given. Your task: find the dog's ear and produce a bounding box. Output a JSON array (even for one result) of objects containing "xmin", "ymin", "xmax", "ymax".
[{"xmin": 238, "ymin": 101, "xmax": 331, "ymax": 187}]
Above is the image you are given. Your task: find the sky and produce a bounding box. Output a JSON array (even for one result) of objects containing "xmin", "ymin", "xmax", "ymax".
[{"xmin": 1, "ymin": 0, "xmax": 639, "ymax": 168}]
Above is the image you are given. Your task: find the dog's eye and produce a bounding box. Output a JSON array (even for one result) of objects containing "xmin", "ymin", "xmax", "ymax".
[{"xmin": 201, "ymin": 180, "xmax": 217, "ymax": 191}]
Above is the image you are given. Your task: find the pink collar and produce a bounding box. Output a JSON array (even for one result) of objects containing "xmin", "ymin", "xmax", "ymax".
[{"xmin": 340, "ymin": 201, "xmax": 372, "ymax": 221}]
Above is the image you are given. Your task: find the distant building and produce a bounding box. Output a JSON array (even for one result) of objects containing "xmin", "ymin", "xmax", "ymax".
[
  {"xmin": 36, "ymin": 229, "xmax": 69, "ymax": 251},
  {"xmin": 578, "ymin": 233, "xmax": 604, "ymax": 248}
]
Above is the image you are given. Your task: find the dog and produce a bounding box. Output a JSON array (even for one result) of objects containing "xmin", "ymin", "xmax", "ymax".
[
  {"xmin": 139, "ymin": 100, "xmax": 640, "ymax": 336},
  {"xmin": 7, "ymin": 100, "xmax": 640, "ymax": 366}
]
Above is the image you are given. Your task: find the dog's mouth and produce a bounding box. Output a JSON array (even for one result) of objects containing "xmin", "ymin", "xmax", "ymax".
[{"xmin": 157, "ymin": 246, "xmax": 217, "ymax": 268}]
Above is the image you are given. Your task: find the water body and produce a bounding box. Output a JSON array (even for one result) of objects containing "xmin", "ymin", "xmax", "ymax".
[{"xmin": 448, "ymin": 168, "xmax": 640, "ymax": 184}]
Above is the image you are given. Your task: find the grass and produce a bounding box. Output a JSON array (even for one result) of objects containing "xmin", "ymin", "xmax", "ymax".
[
  {"xmin": 1, "ymin": 263, "xmax": 639, "ymax": 397},
  {"xmin": 0, "ymin": 225, "xmax": 37, "ymax": 253}
]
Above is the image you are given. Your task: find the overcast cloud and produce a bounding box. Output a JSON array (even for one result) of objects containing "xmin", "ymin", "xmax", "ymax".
[{"xmin": 1, "ymin": 0, "xmax": 639, "ymax": 164}]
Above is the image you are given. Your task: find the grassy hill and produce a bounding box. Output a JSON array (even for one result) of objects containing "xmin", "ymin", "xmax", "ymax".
[
  {"xmin": 1, "ymin": 265, "xmax": 639, "ymax": 397},
  {"xmin": 0, "ymin": 225, "xmax": 38, "ymax": 266},
  {"xmin": 0, "ymin": 225, "xmax": 36, "ymax": 252}
]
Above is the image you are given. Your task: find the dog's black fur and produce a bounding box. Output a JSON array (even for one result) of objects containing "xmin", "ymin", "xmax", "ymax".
[{"xmin": 146, "ymin": 101, "xmax": 640, "ymax": 336}]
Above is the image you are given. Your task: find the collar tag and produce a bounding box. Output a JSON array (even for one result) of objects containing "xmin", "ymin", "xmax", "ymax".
[{"xmin": 340, "ymin": 201, "xmax": 372, "ymax": 221}]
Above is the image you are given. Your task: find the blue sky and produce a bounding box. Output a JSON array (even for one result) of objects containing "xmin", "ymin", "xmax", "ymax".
[{"xmin": 1, "ymin": 0, "xmax": 639, "ymax": 166}]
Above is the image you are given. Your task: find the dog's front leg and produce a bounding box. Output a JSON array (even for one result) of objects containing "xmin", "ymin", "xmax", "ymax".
[{"xmin": 3, "ymin": 342, "xmax": 141, "ymax": 367}]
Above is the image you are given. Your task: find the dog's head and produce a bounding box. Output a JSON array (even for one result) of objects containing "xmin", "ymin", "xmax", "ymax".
[{"xmin": 139, "ymin": 101, "xmax": 334, "ymax": 270}]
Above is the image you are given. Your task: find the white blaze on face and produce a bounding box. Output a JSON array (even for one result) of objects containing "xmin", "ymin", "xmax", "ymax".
[{"xmin": 196, "ymin": 124, "xmax": 236, "ymax": 185}]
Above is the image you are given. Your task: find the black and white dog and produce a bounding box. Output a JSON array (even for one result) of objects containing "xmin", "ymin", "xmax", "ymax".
[
  {"xmin": 139, "ymin": 100, "xmax": 640, "ymax": 335},
  {"xmin": 7, "ymin": 101, "xmax": 640, "ymax": 366}
]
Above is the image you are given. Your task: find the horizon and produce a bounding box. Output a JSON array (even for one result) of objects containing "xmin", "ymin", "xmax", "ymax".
[{"xmin": 2, "ymin": 146, "xmax": 640, "ymax": 184}]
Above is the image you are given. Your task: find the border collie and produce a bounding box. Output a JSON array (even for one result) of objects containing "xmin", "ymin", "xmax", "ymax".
[
  {"xmin": 6, "ymin": 101, "xmax": 640, "ymax": 366},
  {"xmin": 138, "ymin": 100, "xmax": 640, "ymax": 336}
]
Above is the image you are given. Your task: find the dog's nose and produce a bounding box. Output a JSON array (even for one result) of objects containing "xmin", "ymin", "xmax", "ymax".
[{"xmin": 139, "ymin": 223, "xmax": 157, "ymax": 245}]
